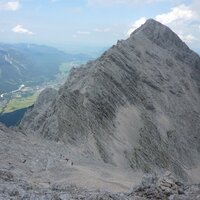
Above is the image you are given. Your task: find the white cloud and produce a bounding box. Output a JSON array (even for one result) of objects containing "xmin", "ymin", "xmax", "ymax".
[
  {"xmin": 94, "ymin": 28, "xmax": 111, "ymax": 32},
  {"xmin": 12, "ymin": 25, "xmax": 34, "ymax": 35},
  {"xmin": 73, "ymin": 31, "xmax": 91, "ymax": 38},
  {"xmin": 127, "ymin": 17, "xmax": 146, "ymax": 36},
  {"xmin": 179, "ymin": 34, "xmax": 198, "ymax": 43},
  {"xmin": 155, "ymin": 4, "xmax": 197, "ymax": 24},
  {"xmin": 0, "ymin": 1, "xmax": 20, "ymax": 11},
  {"xmin": 76, "ymin": 31, "xmax": 91, "ymax": 35}
]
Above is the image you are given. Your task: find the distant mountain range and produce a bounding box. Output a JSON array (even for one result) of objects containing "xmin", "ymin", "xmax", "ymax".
[{"xmin": 0, "ymin": 43, "xmax": 91, "ymax": 93}]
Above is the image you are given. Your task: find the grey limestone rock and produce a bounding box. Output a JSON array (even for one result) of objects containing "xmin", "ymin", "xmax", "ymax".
[{"xmin": 19, "ymin": 19, "xmax": 200, "ymax": 181}]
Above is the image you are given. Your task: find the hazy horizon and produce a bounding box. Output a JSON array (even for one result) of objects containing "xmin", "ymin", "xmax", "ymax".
[{"xmin": 0, "ymin": 0, "xmax": 200, "ymax": 54}]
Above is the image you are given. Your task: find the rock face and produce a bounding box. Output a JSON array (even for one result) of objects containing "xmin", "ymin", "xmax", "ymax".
[
  {"xmin": 20, "ymin": 88, "xmax": 58, "ymax": 137},
  {"xmin": 1, "ymin": 167, "xmax": 200, "ymax": 200},
  {"xmin": 20, "ymin": 19, "xmax": 200, "ymax": 180},
  {"xmin": 130, "ymin": 172, "xmax": 200, "ymax": 200}
]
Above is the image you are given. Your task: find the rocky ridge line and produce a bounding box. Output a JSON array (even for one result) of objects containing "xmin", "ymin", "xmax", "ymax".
[{"xmin": 19, "ymin": 19, "xmax": 200, "ymax": 181}]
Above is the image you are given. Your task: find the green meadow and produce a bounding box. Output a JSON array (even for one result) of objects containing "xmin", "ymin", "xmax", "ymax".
[{"xmin": 4, "ymin": 92, "xmax": 38, "ymax": 113}]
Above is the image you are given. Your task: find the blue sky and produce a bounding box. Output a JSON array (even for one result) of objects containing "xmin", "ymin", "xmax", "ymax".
[{"xmin": 0, "ymin": 0, "xmax": 199, "ymax": 53}]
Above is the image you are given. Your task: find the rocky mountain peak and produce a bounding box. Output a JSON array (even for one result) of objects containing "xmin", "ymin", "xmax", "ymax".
[
  {"xmin": 20, "ymin": 19, "xmax": 200, "ymax": 182},
  {"xmin": 131, "ymin": 19, "xmax": 189, "ymax": 52}
]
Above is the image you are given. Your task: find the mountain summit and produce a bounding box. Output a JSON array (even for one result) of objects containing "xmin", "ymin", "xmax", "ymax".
[
  {"xmin": 132, "ymin": 19, "xmax": 189, "ymax": 51},
  {"xmin": 20, "ymin": 19, "xmax": 200, "ymax": 181}
]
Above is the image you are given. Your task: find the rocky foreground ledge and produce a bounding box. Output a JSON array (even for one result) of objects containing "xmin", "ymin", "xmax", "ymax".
[{"xmin": 1, "ymin": 170, "xmax": 200, "ymax": 200}]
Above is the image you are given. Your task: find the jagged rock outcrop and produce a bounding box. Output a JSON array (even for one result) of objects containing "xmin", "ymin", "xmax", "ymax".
[
  {"xmin": 20, "ymin": 19, "xmax": 200, "ymax": 180},
  {"xmin": 20, "ymin": 88, "xmax": 58, "ymax": 138},
  {"xmin": 1, "ymin": 167, "xmax": 200, "ymax": 200},
  {"xmin": 129, "ymin": 172, "xmax": 200, "ymax": 200}
]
